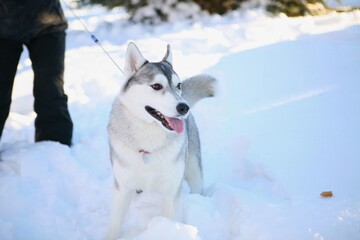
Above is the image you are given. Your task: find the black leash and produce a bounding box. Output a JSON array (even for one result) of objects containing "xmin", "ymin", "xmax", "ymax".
[{"xmin": 61, "ymin": 0, "xmax": 124, "ymax": 75}]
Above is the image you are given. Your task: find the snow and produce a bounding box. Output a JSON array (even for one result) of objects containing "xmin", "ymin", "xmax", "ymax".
[{"xmin": 1, "ymin": 3, "xmax": 360, "ymax": 240}]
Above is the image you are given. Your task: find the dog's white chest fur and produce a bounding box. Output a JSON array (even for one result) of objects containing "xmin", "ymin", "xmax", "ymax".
[{"xmin": 113, "ymin": 146, "xmax": 186, "ymax": 193}]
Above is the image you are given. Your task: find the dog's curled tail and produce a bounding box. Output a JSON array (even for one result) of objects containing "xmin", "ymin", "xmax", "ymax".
[{"xmin": 181, "ymin": 74, "xmax": 218, "ymax": 108}]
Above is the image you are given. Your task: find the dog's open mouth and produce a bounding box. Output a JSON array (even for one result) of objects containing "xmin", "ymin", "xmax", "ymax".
[{"xmin": 145, "ymin": 106, "xmax": 184, "ymax": 134}]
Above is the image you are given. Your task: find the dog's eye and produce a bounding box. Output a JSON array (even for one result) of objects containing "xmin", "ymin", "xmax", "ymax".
[
  {"xmin": 151, "ymin": 83, "xmax": 163, "ymax": 91},
  {"xmin": 177, "ymin": 83, "xmax": 181, "ymax": 90}
]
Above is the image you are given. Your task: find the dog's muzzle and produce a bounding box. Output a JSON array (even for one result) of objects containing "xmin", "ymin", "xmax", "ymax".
[{"xmin": 145, "ymin": 105, "xmax": 187, "ymax": 134}]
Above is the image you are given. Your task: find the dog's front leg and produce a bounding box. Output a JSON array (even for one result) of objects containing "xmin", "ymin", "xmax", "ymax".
[
  {"xmin": 107, "ymin": 183, "xmax": 133, "ymax": 240},
  {"xmin": 163, "ymin": 196, "xmax": 176, "ymax": 220},
  {"xmin": 185, "ymin": 154, "xmax": 203, "ymax": 195},
  {"xmin": 162, "ymin": 191, "xmax": 180, "ymax": 221}
]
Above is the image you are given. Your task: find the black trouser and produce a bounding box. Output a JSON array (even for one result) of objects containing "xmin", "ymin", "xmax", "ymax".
[{"xmin": 0, "ymin": 32, "xmax": 73, "ymax": 146}]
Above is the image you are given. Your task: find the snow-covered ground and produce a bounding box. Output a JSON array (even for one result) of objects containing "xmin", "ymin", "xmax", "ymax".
[{"xmin": 1, "ymin": 3, "xmax": 360, "ymax": 240}]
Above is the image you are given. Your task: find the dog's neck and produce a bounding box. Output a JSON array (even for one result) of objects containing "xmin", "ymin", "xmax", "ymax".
[{"xmin": 138, "ymin": 149, "xmax": 151, "ymax": 163}]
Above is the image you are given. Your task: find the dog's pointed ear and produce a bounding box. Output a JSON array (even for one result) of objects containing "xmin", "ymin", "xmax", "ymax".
[
  {"xmin": 162, "ymin": 44, "xmax": 172, "ymax": 64},
  {"xmin": 124, "ymin": 42, "xmax": 147, "ymax": 78}
]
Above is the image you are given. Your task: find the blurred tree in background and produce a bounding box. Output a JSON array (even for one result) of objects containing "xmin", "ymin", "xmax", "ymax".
[
  {"xmin": 193, "ymin": 0, "xmax": 246, "ymax": 14},
  {"xmin": 78, "ymin": 0, "xmax": 246, "ymax": 14},
  {"xmin": 266, "ymin": 0, "xmax": 341, "ymax": 16},
  {"xmin": 77, "ymin": 0, "xmax": 354, "ymax": 23}
]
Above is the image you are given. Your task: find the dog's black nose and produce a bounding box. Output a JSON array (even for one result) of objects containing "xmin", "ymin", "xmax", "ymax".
[{"xmin": 176, "ymin": 103, "xmax": 189, "ymax": 115}]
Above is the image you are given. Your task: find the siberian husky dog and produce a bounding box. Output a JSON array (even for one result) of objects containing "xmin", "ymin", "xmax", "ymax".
[{"xmin": 107, "ymin": 42, "xmax": 216, "ymax": 239}]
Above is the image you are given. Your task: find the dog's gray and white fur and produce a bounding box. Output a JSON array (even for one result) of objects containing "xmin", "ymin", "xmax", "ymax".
[{"xmin": 107, "ymin": 42, "xmax": 216, "ymax": 239}]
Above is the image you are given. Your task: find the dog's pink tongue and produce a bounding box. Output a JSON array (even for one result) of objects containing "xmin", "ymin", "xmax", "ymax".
[{"xmin": 166, "ymin": 117, "xmax": 184, "ymax": 134}]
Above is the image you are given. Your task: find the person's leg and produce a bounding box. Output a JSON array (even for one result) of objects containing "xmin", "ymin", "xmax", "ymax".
[
  {"xmin": 27, "ymin": 32, "xmax": 73, "ymax": 146},
  {"xmin": 0, "ymin": 38, "xmax": 23, "ymax": 140}
]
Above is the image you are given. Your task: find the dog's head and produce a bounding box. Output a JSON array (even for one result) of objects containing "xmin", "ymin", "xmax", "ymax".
[{"xmin": 119, "ymin": 42, "xmax": 189, "ymax": 134}]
